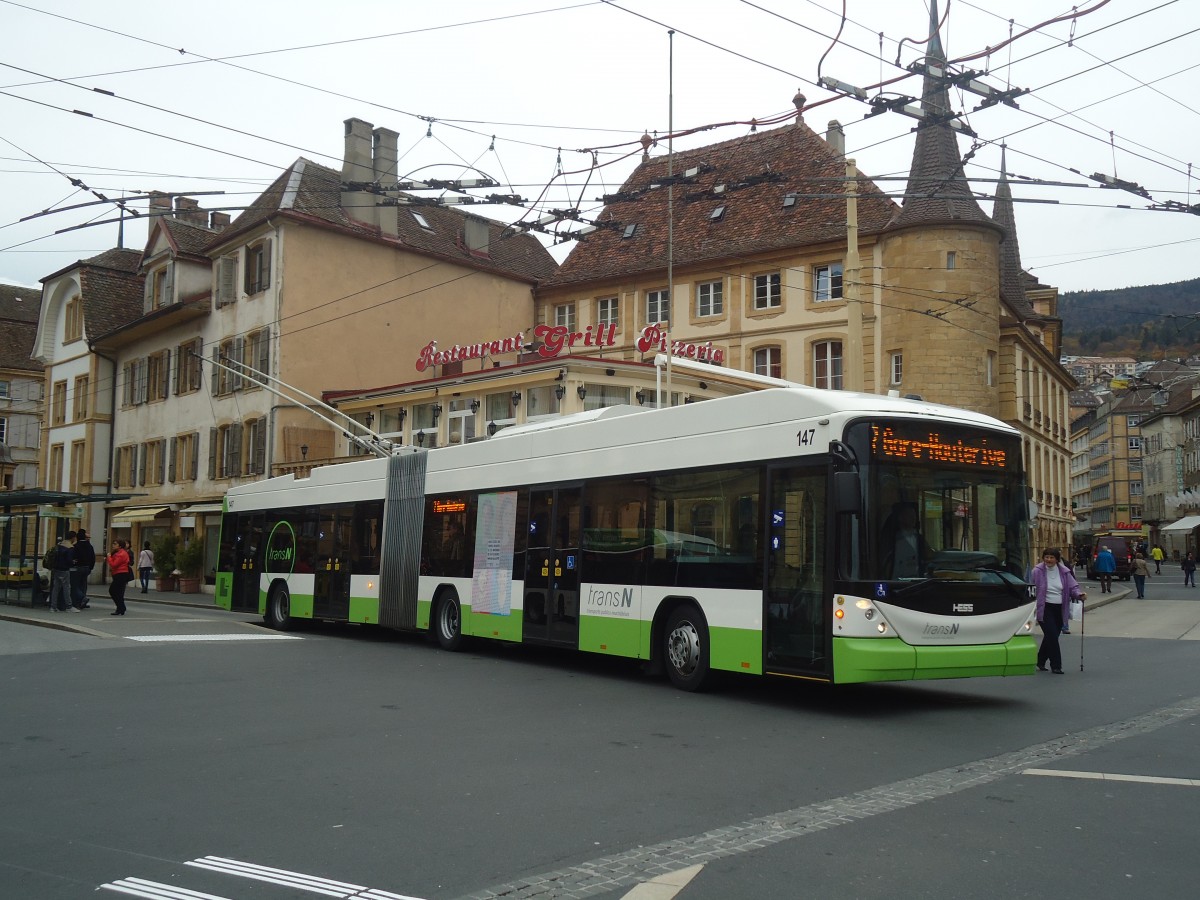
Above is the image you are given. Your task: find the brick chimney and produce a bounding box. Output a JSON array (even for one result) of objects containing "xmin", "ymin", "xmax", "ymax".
[
  {"xmin": 148, "ymin": 191, "xmax": 172, "ymax": 219},
  {"xmin": 174, "ymin": 196, "xmax": 207, "ymax": 227},
  {"xmin": 210, "ymin": 211, "xmax": 231, "ymax": 230},
  {"xmin": 826, "ymin": 120, "xmax": 845, "ymax": 157}
]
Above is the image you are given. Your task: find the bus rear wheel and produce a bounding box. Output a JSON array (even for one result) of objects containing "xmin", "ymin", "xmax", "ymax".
[
  {"xmin": 265, "ymin": 584, "xmax": 293, "ymax": 631},
  {"xmin": 663, "ymin": 604, "xmax": 713, "ymax": 692},
  {"xmin": 434, "ymin": 591, "xmax": 463, "ymax": 651}
]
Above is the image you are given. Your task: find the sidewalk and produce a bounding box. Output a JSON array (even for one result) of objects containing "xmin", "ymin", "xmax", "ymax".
[{"xmin": 0, "ymin": 582, "xmax": 220, "ymax": 634}]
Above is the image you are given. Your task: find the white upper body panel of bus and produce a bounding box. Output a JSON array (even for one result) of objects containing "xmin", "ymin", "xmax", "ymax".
[{"xmin": 224, "ymin": 388, "xmax": 1019, "ymax": 511}]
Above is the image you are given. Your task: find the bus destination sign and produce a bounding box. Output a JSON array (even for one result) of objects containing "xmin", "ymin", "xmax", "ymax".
[
  {"xmin": 871, "ymin": 425, "xmax": 1008, "ymax": 468},
  {"xmin": 432, "ymin": 499, "xmax": 467, "ymax": 514}
]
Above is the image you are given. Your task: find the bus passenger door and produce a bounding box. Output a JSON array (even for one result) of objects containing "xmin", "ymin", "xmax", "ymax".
[
  {"xmin": 523, "ymin": 487, "xmax": 582, "ymax": 646},
  {"xmin": 764, "ymin": 466, "xmax": 829, "ymax": 676},
  {"xmin": 313, "ymin": 508, "xmax": 351, "ymax": 620},
  {"xmin": 230, "ymin": 513, "xmax": 265, "ymax": 613}
]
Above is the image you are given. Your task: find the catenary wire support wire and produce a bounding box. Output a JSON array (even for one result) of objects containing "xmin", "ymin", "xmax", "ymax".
[{"xmin": 200, "ymin": 352, "xmax": 398, "ymax": 458}]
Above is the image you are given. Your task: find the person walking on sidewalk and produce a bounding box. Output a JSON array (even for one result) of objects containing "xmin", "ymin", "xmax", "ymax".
[
  {"xmin": 49, "ymin": 531, "xmax": 78, "ymax": 612},
  {"xmin": 1031, "ymin": 548, "xmax": 1086, "ymax": 675},
  {"xmin": 136, "ymin": 541, "xmax": 154, "ymax": 594},
  {"xmin": 107, "ymin": 539, "xmax": 133, "ymax": 615},
  {"xmin": 1094, "ymin": 544, "xmax": 1116, "ymax": 593},
  {"xmin": 1151, "ymin": 544, "xmax": 1164, "ymax": 575},
  {"xmin": 71, "ymin": 528, "xmax": 96, "ymax": 609},
  {"xmin": 1131, "ymin": 552, "xmax": 1152, "ymax": 599},
  {"xmin": 1184, "ymin": 552, "xmax": 1197, "ymax": 588}
]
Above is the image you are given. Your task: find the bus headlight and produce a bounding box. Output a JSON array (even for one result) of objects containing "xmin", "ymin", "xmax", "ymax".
[
  {"xmin": 864, "ymin": 608, "xmax": 875, "ymax": 621},
  {"xmin": 877, "ymin": 622, "xmax": 888, "ymax": 634}
]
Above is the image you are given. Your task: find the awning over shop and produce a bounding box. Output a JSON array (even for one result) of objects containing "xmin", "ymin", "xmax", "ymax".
[
  {"xmin": 1161, "ymin": 515, "xmax": 1200, "ymax": 532},
  {"xmin": 180, "ymin": 503, "xmax": 224, "ymax": 515},
  {"xmin": 109, "ymin": 506, "xmax": 170, "ymax": 527}
]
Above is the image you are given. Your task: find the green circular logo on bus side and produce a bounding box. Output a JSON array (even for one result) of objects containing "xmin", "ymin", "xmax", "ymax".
[{"xmin": 265, "ymin": 520, "xmax": 297, "ymax": 579}]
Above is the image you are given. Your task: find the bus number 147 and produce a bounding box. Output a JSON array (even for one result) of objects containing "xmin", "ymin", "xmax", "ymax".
[{"xmin": 797, "ymin": 428, "xmax": 816, "ymax": 447}]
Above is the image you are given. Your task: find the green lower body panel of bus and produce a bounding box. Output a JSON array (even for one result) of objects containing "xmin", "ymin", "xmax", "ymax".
[{"xmin": 833, "ymin": 634, "xmax": 1037, "ymax": 683}]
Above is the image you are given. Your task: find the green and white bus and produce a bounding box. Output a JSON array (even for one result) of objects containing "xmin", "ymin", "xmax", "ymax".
[{"xmin": 216, "ymin": 388, "xmax": 1036, "ymax": 690}]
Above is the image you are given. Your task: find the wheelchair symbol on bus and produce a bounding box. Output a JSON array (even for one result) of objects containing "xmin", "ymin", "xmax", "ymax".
[{"xmin": 874, "ymin": 582, "xmax": 888, "ymax": 599}]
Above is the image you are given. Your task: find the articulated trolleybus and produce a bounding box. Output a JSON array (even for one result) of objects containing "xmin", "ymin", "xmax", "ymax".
[{"xmin": 216, "ymin": 388, "xmax": 1036, "ymax": 690}]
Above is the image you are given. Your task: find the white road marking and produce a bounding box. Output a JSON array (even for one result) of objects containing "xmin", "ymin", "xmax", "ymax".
[
  {"xmin": 126, "ymin": 634, "xmax": 302, "ymax": 642},
  {"xmin": 1023, "ymin": 767, "xmax": 1199, "ymax": 786},
  {"xmin": 621, "ymin": 864, "xmax": 705, "ymax": 899},
  {"xmin": 101, "ymin": 876, "xmax": 234, "ymax": 899},
  {"xmin": 185, "ymin": 855, "xmax": 424, "ymax": 899}
]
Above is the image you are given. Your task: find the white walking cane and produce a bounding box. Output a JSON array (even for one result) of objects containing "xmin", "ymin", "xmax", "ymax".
[{"xmin": 1078, "ymin": 596, "xmax": 1085, "ymax": 672}]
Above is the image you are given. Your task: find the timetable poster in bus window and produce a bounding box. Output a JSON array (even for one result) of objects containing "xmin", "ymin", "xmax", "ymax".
[{"xmin": 473, "ymin": 491, "xmax": 517, "ymax": 615}]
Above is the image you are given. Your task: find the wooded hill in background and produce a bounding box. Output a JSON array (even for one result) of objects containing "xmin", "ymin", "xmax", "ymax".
[{"xmin": 1058, "ymin": 277, "xmax": 1200, "ymax": 358}]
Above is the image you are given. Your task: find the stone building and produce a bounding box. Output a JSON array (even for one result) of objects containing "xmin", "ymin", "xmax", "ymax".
[{"xmin": 0, "ymin": 282, "xmax": 43, "ymax": 491}]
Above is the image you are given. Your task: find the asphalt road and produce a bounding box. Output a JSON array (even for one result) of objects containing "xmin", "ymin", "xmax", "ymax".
[{"xmin": 0, "ymin": 585, "xmax": 1197, "ymax": 900}]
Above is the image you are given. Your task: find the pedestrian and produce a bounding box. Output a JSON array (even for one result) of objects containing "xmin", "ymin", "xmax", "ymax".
[
  {"xmin": 1184, "ymin": 552, "xmax": 1197, "ymax": 588},
  {"xmin": 49, "ymin": 531, "xmax": 78, "ymax": 612},
  {"xmin": 1094, "ymin": 544, "xmax": 1116, "ymax": 594},
  {"xmin": 1031, "ymin": 547, "xmax": 1086, "ymax": 675},
  {"xmin": 71, "ymin": 528, "xmax": 96, "ymax": 609},
  {"xmin": 137, "ymin": 541, "xmax": 154, "ymax": 594},
  {"xmin": 107, "ymin": 539, "xmax": 133, "ymax": 615},
  {"xmin": 1131, "ymin": 551, "xmax": 1152, "ymax": 599},
  {"xmin": 1151, "ymin": 544, "xmax": 1164, "ymax": 575}
]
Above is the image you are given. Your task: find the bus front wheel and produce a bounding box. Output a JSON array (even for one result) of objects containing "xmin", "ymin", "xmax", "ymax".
[
  {"xmin": 265, "ymin": 585, "xmax": 293, "ymax": 631},
  {"xmin": 434, "ymin": 591, "xmax": 463, "ymax": 651},
  {"xmin": 663, "ymin": 604, "xmax": 713, "ymax": 692}
]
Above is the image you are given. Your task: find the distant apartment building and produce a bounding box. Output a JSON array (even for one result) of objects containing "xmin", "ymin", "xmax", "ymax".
[{"xmin": 0, "ymin": 283, "xmax": 43, "ymax": 491}]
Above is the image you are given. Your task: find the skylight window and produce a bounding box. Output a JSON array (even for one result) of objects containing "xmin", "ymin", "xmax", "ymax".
[
  {"xmin": 709, "ymin": 206, "xmax": 726, "ymax": 221},
  {"xmin": 783, "ymin": 194, "xmax": 797, "ymax": 208},
  {"xmin": 411, "ymin": 211, "xmax": 431, "ymax": 229},
  {"xmin": 685, "ymin": 167, "xmax": 699, "ymax": 178},
  {"xmin": 623, "ymin": 223, "xmax": 638, "ymax": 239}
]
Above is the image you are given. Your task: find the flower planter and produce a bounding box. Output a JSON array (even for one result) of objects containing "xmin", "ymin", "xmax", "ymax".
[
  {"xmin": 155, "ymin": 576, "xmax": 176, "ymax": 592},
  {"xmin": 178, "ymin": 575, "xmax": 201, "ymax": 594}
]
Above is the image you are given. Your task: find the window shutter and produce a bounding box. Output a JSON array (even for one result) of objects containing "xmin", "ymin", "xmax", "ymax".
[
  {"xmin": 158, "ymin": 441, "xmax": 166, "ymax": 484},
  {"xmin": 136, "ymin": 358, "xmax": 148, "ymax": 405},
  {"xmin": 138, "ymin": 443, "xmax": 146, "ymax": 486},
  {"xmin": 257, "ymin": 329, "xmax": 270, "ymax": 378},
  {"xmin": 121, "ymin": 364, "xmax": 131, "ymax": 407},
  {"xmin": 230, "ymin": 423, "xmax": 243, "ymax": 476},
  {"xmin": 161, "ymin": 349, "xmax": 171, "ymax": 399},
  {"xmin": 168, "ymin": 436, "xmax": 177, "ymax": 483},
  {"xmin": 261, "ymin": 239, "xmax": 272, "ymax": 291},
  {"xmin": 143, "ymin": 274, "xmax": 153, "ymax": 314},
  {"xmin": 253, "ymin": 420, "xmax": 266, "ymax": 474},
  {"xmin": 172, "ymin": 345, "xmax": 180, "ymax": 395},
  {"xmin": 163, "ymin": 264, "xmax": 175, "ymax": 306},
  {"xmin": 219, "ymin": 255, "xmax": 236, "ymax": 306},
  {"xmin": 191, "ymin": 432, "xmax": 200, "ymax": 481},
  {"xmin": 211, "ymin": 346, "xmax": 220, "ymax": 395},
  {"xmin": 208, "ymin": 428, "xmax": 217, "ymax": 479},
  {"xmin": 233, "ymin": 336, "xmax": 245, "ymax": 391}
]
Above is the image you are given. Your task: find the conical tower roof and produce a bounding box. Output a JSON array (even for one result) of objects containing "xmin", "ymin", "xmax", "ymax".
[
  {"xmin": 887, "ymin": 0, "xmax": 996, "ymax": 232},
  {"xmin": 992, "ymin": 147, "xmax": 1037, "ymax": 320}
]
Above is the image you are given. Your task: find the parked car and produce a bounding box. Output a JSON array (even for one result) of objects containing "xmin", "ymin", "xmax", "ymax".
[
  {"xmin": 1, "ymin": 560, "xmax": 35, "ymax": 584},
  {"xmin": 1086, "ymin": 536, "xmax": 1134, "ymax": 581}
]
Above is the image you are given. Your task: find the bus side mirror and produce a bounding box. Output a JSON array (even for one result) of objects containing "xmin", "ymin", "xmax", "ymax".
[{"xmin": 833, "ymin": 471, "xmax": 861, "ymax": 515}]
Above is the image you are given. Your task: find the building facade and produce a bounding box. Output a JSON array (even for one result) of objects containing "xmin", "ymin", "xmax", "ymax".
[{"xmin": 0, "ymin": 283, "xmax": 43, "ymax": 491}]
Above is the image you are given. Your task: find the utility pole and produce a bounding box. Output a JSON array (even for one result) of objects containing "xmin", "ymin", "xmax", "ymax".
[{"xmin": 845, "ymin": 158, "xmax": 864, "ymax": 392}]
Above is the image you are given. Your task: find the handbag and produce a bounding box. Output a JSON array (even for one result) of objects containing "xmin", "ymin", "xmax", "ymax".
[{"xmin": 1069, "ymin": 598, "xmax": 1083, "ymax": 621}]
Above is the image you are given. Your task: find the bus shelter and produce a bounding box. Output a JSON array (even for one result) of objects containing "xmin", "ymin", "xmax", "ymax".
[{"xmin": 0, "ymin": 490, "xmax": 136, "ymax": 607}]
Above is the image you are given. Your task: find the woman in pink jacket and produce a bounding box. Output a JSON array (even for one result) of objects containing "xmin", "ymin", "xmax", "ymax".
[{"xmin": 1029, "ymin": 547, "xmax": 1086, "ymax": 674}]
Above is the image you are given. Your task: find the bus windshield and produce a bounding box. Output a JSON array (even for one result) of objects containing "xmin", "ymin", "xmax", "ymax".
[{"xmin": 846, "ymin": 420, "xmax": 1029, "ymax": 583}]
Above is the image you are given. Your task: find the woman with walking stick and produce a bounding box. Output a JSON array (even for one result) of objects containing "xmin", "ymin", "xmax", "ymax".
[{"xmin": 1030, "ymin": 548, "xmax": 1087, "ymax": 675}]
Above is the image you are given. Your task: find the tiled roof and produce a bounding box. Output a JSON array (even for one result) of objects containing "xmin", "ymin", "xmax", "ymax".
[
  {"xmin": 0, "ymin": 282, "xmax": 41, "ymax": 323},
  {"xmin": 76, "ymin": 250, "xmax": 144, "ymax": 340},
  {"xmin": 545, "ymin": 122, "xmax": 898, "ymax": 287},
  {"xmin": 0, "ymin": 320, "xmax": 39, "ymax": 371},
  {"xmin": 161, "ymin": 217, "xmax": 220, "ymax": 257},
  {"xmin": 886, "ymin": 5, "xmax": 995, "ymax": 233},
  {"xmin": 215, "ymin": 159, "xmax": 557, "ymax": 283}
]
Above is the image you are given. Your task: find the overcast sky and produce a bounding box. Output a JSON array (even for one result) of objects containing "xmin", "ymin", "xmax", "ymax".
[{"xmin": 2, "ymin": 0, "xmax": 1197, "ymax": 295}]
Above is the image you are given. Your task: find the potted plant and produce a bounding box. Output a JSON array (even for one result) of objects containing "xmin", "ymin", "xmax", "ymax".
[
  {"xmin": 176, "ymin": 538, "xmax": 205, "ymax": 594},
  {"xmin": 151, "ymin": 532, "xmax": 180, "ymax": 591}
]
